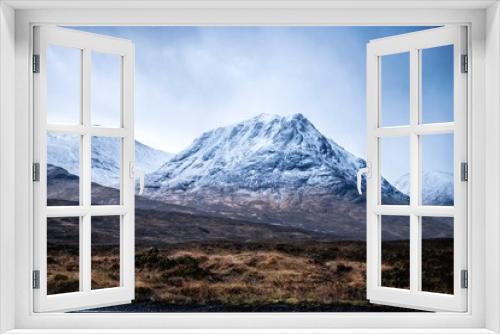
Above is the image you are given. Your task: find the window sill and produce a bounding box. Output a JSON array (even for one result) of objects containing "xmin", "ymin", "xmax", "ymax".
[{"xmin": 3, "ymin": 329, "xmax": 497, "ymax": 334}]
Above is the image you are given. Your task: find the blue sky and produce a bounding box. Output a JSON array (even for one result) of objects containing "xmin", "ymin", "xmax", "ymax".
[{"xmin": 51, "ymin": 26, "xmax": 454, "ymax": 183}]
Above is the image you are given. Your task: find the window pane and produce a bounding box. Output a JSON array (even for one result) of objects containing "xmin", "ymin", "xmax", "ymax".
[
  {"xmin": 47, "ymin": 132, "xmax": 80, "ymax": 206},
  {"xmin": 47, "ymin": 217, "xmax": 80, "ymax": 295},
  {"xmin": 421, "ymin": 217, "xmax": 454, "ymax": 294},
  {"xmin": 380, "ymin": 52, "xmax": 410, "ymax": 127},
  {"xmin": 91, "ymin": 136, "xmax": 122, "ymax": 205},
  {"xmin": 421, "ymin": 45, "xmax": 454, "ymax": 124},
  {"xmin": 380, "ymin": 137, "xmax": 410, "ymax": 205},
  {"xmin": 421, "ymin": 134, "xmax": 454, "ymax": 206},
  {"xmin": 91, "ymin": 216, "xmax": 120, "ymax": 290},
  {"xmin": 381, "ymin": 215, "xmax": 410, "ymax": 289},
  {"xmin": 46, "ymin": 45, "xmax": 81, "ymax": 125},
  {"xmin": 91, "ymin": 52, "xmax": 122, "ymax": 128}
]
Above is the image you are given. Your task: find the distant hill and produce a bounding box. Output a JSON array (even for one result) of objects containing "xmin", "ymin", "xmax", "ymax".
[
  {"xmin": 394, "ymin": 170, "xmax": 453, "ymax": 206},
  {"xmin": 47, "ymin": 164, "xmax": 340, "ymax": 246},
  {"xmin": 47, "ymin": 133, "xmax": 171, "ymax": 188}
]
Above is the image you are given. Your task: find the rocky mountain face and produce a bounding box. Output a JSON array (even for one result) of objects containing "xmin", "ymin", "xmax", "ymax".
[
  {"xmin": 144, "ymin": 113, "xmax": 408, "ymax": 238},
  {"xmin": 394, "ymin": 170, "xmax": 453, "ymax": 206}
]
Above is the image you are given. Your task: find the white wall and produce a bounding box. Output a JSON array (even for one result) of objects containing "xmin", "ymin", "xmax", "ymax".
[
  {"xmin": 485, "ymin": 2, "xmax": 500, "ymax": 333},
  {"xmin": 0, "ymin": 2, "xmax": 16, "ymax": 333}
]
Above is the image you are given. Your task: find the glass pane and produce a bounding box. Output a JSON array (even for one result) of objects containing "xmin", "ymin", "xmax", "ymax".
[
  {"xmin": 381, "ymin": 215, "xmax": 410, "ymax": 289},
  {"xmin": 47, "ymin": 132, "xmax": 80, "ymax": 206},
  {"xmin": 380, "ymin": 52, "xmax": 410, "ymax": 127},
  {"xmin": 46, "ymin": 45, "xmax": 81, "ymax": 125},
  {"xmin": 380, "ymin": 136, "xmax": 410, "ymax": 205},
  {"xmin": 91, "ymin": 216, "xmax": 120, "ymax": 290},
  {"xmin": 47, "ymin": 217, "xmax": 80, "ymax": 295},
  {"xmin": 421, "ymin": 45, "xmax": 454, "ymax": 124},
  {"xmin": 91, "ymin": 136, "xmax": 121, "ymax": 205},
  {"xmin": 421, "ymin": 134, "xmax": 454, "ymax": 206},
  {"xmin": 91, "ymin": 52, "xmax": 122, "ymax": 128},
  {"xmin": 421, "ymin": 217, "xmax": 454, "ymax": 294}
]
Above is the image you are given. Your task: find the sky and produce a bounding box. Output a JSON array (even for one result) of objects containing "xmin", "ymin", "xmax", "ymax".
[{"xmin": 48, "ymin": 26, "xmax": 454, "ymax": 184}]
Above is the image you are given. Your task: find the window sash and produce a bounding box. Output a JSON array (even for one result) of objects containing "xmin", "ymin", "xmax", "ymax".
[
  {"xmin": 32, "ymin": 26, "xmax": 135, "ymax": 313},
  {"xmin": 366, "ymin": 26, "xmax": 468, "ymax": 312}
]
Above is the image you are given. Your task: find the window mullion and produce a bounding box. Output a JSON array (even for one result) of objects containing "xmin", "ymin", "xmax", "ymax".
[
  {"xmin": 409, "ymin": 48, "xmax": 420, "ymax": 209},
  {"xmin": 409, "ymin": 48, "xmax": 421, "ymax": 293},
  {"xmin": 81, "ymin": 48, "xmax": 92, "ymax": 293}
]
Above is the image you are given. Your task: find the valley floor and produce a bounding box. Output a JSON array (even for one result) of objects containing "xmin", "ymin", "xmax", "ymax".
[{"xmin": 47, "ymin": 240, "xmax": 452, "ymax": 312}]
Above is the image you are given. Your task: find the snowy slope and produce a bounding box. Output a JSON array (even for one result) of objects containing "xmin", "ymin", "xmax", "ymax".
[
  {"xmin": 145, "ymin": 113, "xmax": 408, "ymax": 236},
  {"xmin": 47, "ymin": 133, "xmax": 171, "ymax": 188},
  {"xmin": 147, "ymin": 113, "xmax": 364, "ymax": 196},
  {"xmin": 147, "ymin": 113, "xmax": 405, "ymax": 201},
  {"xmin": 47, "ymin": 133, "xmax": 81, "ymax": 178},
  {"xmin": 394, "ymin": 170, "xmax": 454, "ymax": 205},
  {"xmin": 135, "ymin": 141, "xmax": 172, "ymax": 175}
]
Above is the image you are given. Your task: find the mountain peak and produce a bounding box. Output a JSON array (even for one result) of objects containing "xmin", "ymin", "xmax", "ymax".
[
  {"xmin": 146, "ymin": 113, "xmax": 404, "ymax": 202},
  {"xmin": 247, "ymin": 112, "xmax": 308, "ymax": 123},
  {"xmin": 252, "ymin": 113, "xmax": 281, "ymax": 122},
  {"xmin": 288, "ymin": 113, "xmax": 306, "ymax": 121},
  {"xmin": 240, "ymin": 113, "xmax": 311, "ymax": 130}
]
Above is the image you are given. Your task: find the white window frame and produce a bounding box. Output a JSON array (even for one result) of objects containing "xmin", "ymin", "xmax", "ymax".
[
  {"xmin": 365, "ymin": 26, "xmax": 468, "ymax": 312},
  {"xmin": 0, "ymin": 1, "xmax": 499, "ymax": 333},
  {"xmin": 32, "ymin": 26, "xmax": 135, "ymax": 312}
]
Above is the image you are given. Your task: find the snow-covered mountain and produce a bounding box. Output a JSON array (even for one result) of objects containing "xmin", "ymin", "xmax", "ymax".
[
  {"xmin": 146, "ymin": 113, "xmax": 364, "ymax": 195},
  {"xmin": 47, "ymin": 133, "xmax": 171, "ymax": 188},
  {"xmin": 147, "ymin": 113, "xmax": 405, "ymax": 202},
  {"xmin": 145, "ymin": 113, "xmax": 408, "ymax": 237},
  {"xmin": 394, "ymin": 170, "xmax": 453, "ymax": 206}
]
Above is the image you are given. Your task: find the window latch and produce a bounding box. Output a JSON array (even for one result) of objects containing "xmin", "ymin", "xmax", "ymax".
[
  {"xmin": 356, "ymin": 162, "xmax": 371, "ymax": 195},
  {"xmin": 130, "ymin": 161, "xmax": 145, "ymax": 195}
]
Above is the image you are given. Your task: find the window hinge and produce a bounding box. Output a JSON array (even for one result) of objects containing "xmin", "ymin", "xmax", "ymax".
[
  {"xmin": 461, "ymin": 269, "xmax": 468, "ymax": 289},
  {"xmin": 32, "ymin": 163, "xmax": 40, "ymax": 182},
  {"xmin": 32, "ymin": 270, "xmax": 40, "ymax": 289},
  {"xmin": 32, "ymin": 54, "xmax": 40, "ymax": 73},
  {"xmin": 461, "ymin": 162, "xmax": 468, "ymax": 182},
  {"xmin": 461, "ymin": 54, "xmax": 468, "ymax": 73}
]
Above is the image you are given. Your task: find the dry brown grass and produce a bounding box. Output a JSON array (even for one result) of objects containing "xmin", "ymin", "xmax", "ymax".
[
  {"xmin": 47, "ymin": 246, "xmax": 120, "ymax": 294},
  {"xmin": 47, "ymin": 247, "xmax": 79, "ymax": 295},
  {"xmin": 91, "ymin": 246, "xmax": 120, "ymax": 289},
  {"xmin": 132, "ymin": 242, "xmax": 369, "ymax": 306},
  {"xmin": 47, "ymin": 240, "xmax": 452, "ymax": 310}
]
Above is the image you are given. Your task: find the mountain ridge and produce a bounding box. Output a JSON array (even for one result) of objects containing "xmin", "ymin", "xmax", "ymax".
[
  {"xmin": 144, "ymin": 113, "xmax": 408, "ymax": 238},
  {"xmin": 146, "ymin": 113, "xmax": 406, "ymax": 201}
]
